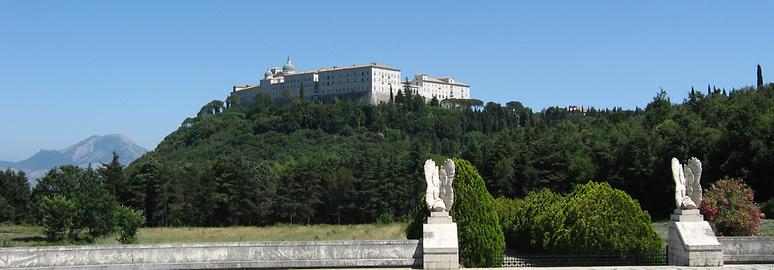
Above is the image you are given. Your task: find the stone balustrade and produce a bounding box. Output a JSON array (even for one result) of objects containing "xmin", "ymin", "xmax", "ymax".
[{"xmin": 0, "ymin": 240, "xmax": 422, "ymax": 269}]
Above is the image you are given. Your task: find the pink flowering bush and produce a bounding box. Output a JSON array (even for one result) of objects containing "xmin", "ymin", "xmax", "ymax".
[{"xmin": 699, "ymin": 178, "xmax": 763, "ymax": 236}]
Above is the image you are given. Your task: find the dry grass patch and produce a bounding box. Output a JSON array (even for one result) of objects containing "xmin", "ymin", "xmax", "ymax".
[
  {"xmin": 97, "ymin": 223, "xmax": 406, "ymax": 244},
  {"xmin": 2, "ymin": 223, "xmax": 406, "ymax": 246}
]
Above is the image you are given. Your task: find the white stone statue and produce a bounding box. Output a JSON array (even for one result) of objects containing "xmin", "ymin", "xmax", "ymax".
[
  {"xmin": 671, "ymin": 157, "xmax": 703, "ymax": 209},
  {"xmin": 424, "ymin": 159, "xmax": 455, "ymax": 212}
]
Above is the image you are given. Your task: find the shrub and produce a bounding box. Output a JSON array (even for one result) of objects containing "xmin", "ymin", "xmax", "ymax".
[
  {"xmin": 560, "ymin": 182, "xmax": 662, "ymax": 257},
  {"xmin": 509, "ymin": 189, "xmax": 566, "ymax": 253},
  {"xmin": 38, "ymin": 195, "xmax": 77, "ymax": 242},
  {"xmin": 699, "ymin": 178, "xmax": 763, "ymax": 236},
  {"xmin": 450, "ymin": 158, "xmax": 505, "ymax": 268},
  {"xmin": 494, "ymin": 197, "xmax": 519, "ymax": 248},
  {"xmin": 115, "ymin": 205, "xmax": 144, "ymax": 244},
  {"xmin": 502, "ymin": 182, "xmax": 661, "ymax": 258}
]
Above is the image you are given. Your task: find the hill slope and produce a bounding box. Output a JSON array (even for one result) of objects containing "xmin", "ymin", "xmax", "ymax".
[{"xmin": 126, "ymin": 85, "xmax": 774, "ymax": 228}]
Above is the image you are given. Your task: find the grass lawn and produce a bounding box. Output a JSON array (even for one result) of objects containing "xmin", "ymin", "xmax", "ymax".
[
  {"xmin": 651, "ymin": 219, "xmax": 774, "ymax": 244},
  {"xmin": 1, "ymin": 223, "xmax": 407, "ymax": 247}
]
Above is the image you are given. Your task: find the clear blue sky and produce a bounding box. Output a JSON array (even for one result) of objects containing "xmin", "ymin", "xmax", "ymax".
[{"xmin": 1, "ymin": 1, "xmax": 772, "ymax": 161}]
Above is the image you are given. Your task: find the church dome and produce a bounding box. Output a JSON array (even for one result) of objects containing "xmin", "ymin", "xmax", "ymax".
[
  {"xmin": 264, "ymin": 70, "xmax": 273, "ymax": 78},
  {"xmin": 282, "ymin": 57, "xmax": 295, "ymax": 73}
]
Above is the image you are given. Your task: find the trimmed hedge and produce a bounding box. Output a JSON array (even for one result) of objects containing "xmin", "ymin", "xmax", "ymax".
[
  {"xmin": 450, "ymin": 158, "xmax": 505, "ymax": 267},
  {"xmin": 560, "ymin": 182, "xmax": 662, "ymax": 256},
  {"xmin": 501, "ymin": 182, "xmax": 662, "ymax": 257},
  {"xmin": 494, "ymin": 197, "xmax": 519, "ymax": 248},
  {"xmin": 511, "ymin": 189, "xmax": 566, "ymax": 253}
]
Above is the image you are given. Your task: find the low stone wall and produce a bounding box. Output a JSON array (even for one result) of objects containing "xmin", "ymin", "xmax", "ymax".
[
  {"xmin": 717, "ymin": 236, "xmax": 774, "ymax": 264},
  {"xmin": 0, "ymin": 240, "xmax": 422, "ymax": 269}
]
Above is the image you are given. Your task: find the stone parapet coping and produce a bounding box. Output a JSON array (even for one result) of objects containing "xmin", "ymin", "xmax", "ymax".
[{"xmin": 475, "ymin": 265, "xmax": 774, "ymax": 270}]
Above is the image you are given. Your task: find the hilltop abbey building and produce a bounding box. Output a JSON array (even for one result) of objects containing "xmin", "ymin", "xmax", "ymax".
[{"xmin": 231, "ymin": 58, "xmax": 470, "ymax": 105}]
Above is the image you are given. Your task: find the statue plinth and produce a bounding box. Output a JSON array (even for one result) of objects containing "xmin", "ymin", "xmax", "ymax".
[
  {"xmin": 428, "ymin": 211, "xmax": 453, "ymax": 224},
  {"xmin": 423, "ymin": 211, "xmax": 459, "ymax": 270},
  {"xmin": 668, "ymin": 209, "xmax": 723, "ymax": 266}
]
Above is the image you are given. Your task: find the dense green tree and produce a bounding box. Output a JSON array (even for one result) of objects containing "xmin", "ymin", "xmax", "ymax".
[
  {"xmin": 75, "ymin": 168, "xmax": 118, "ymax": 238},
  {"xmin": 430, "ymin": 96, "xmax": 439, "ymax": 106},
  {"xmin": 450, "ymin": 158, "xmax": 505, "ymax": 267},
  {"xmin": 226, "ymin": 94, "xmax": 240, "ymax": 108},
  {"xmin": 395, "ymin": 89, "xmax": 405, "ymax": 104},
  {"xmin": 99, "ymin": 152, "xmax": 128, "ymax": 204},
  {"xmin": 37, "ymin": 195, "xmax": 77, "ymax": 241},
  {"xmin": 128, "ymin": 159, "xmax": 162, "ymax": 226},
  {"xmin": 33, "ymin": 166, "xmax": 120, "ymax": 240},
  {"xmin": 0, "ymin": 170, "xmax": 31, "ymax": 223}
]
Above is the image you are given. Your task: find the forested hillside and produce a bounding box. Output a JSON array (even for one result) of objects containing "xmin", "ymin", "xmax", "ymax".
[{"xmin": 113, "ymin": 83, "xmax": 774, "ymax": 227}]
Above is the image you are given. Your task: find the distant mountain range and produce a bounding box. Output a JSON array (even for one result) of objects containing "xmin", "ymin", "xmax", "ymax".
[{"xmin": 0, "ymin": 134, "xmax": 148, "ymax": 185}]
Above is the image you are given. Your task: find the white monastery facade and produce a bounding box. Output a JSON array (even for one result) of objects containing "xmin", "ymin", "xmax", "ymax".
[{"xmin": 231, "ymin": 58, "xmax": 470, "ymax": 105}]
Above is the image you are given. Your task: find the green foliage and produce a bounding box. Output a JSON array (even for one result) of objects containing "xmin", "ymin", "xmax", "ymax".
[
  {"xmin": 98, "ymin": 152, "xmax": 128, "ymax": 203},
  {"xmin": 561, "ymin": 182, "xmax": 662, "ymax": 256},
  {"xmin": 699, "ymin": 178, "xmax": 764, "ymax": 236},
  {"xmin": 115, "ymin": 205, "xmax": 144, "ymax": 244},
  {"xmin": 37, "ymin": 195, "xmax": 77, "ymax": 241},
  {"xmin": 32, "ymin": 165, "xmax": 139, "ymax": 242},
  {"xmin": 430, "ymin": 96, "xmax": 439, "ymax": 106},
  {"xmin": 508, "ymin": 189, "xmax": 566, "ymax": 252},
  {"xmin": 494, "ymin": 197, "xmax": 520, "ymax": 248},
  {"xmin": 450, "ymin": 158, "xmax": 504, "ymax": 268},
  {"xmin": 118, "ymin": 81, "xmax": 774, "ymax": 229},
  {"xmin": 504, "ymin": 182, "xmax": 661, "ymax": 257},
  {"xmin": 75, "ymin": 169, "xmax": 118, "ymax": 238},
  {"xmin": 0, "ymin": 169, "xmax": 31, "ymax": 223},
  {"xmin": 34, "ymin": 166, "xmax": 119, "ymax": 239}
]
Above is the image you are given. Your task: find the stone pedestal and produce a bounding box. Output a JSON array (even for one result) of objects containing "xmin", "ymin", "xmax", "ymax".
[
  {"xmin": 668, "ymin": 209, "xmax": 724, "ymax": 266},
  {"xmin": 423, "ymin": 211, "xmax": 459, "ymax": 270}
]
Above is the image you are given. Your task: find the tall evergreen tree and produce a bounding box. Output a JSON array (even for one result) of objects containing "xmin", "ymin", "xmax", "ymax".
[
  {"xmin": 404, "ymin": 80, "xmax": 414, "ymax": 109},
  {"xmin": 389, "ymin": 85, "xmax": 394, "ymax": 103},
  {"xmin": 430, "ymin": 96, "xmax": 439, "ymax": 106},
  {"xmin": 299, "ymin": 83, "xmax": 305, "ymax": 99},
  {"xmin": 0, "ymin": 169, "xmax": 31, "ymax": 223},
  {"xmin": 129, "ymin": 159, "xmax": 162, "ymax": 226},
  {"xmin": 395, "ymin": 89, "xmax": 405, "ymax": 104},
  {"xmin": 99, "ymin": 152, "xmax": 126, "ymax": 203},
  {"xmin": 757, "ymin": 64, "xmax": 764, "ymax": 88}
]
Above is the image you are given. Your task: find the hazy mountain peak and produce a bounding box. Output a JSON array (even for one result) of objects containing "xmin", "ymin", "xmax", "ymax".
[
  {"xmin": 60, "ymin": 134, "xmax": 148, "ymax": 165},
  {"xmin": 0, "ymin": 134, "xmax": 149, "ymax": 184}
]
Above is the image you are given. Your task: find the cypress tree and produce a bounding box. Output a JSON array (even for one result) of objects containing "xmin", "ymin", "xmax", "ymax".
[
  {"xmin": 403, "ymin": 79, "xmax": 413, "ymax": 110},
  {"xmin": 395, "ymin": 89, "xmax": 405, "ymax": 104},
  {"xmin": 389, "ymin": 85, "xmax": 394, "ymax": 103},
  {"xmin": 299, "ymin": 83, "xmax": 305, "ymax": 99},
  {"xmin": 757, "ymin": 64, "xmax": 764, "ymax": 88}
]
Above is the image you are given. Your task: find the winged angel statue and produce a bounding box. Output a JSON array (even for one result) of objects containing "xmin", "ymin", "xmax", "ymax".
[
  {"xmin": 671, "ymin": 157, "xmax": 703, "ymax": 209},
  {"xmin": 424, "ymin": 159, "xmax": 455, "ymax": 212}
]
